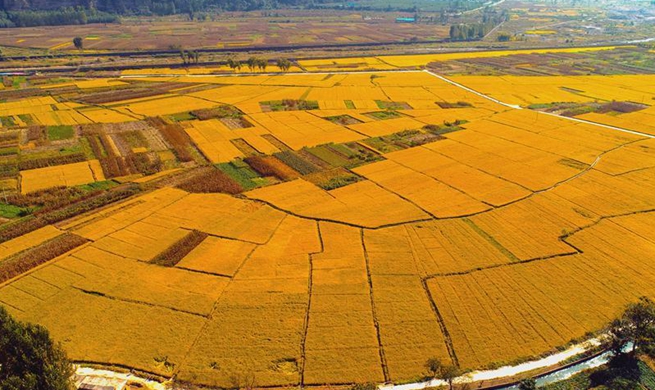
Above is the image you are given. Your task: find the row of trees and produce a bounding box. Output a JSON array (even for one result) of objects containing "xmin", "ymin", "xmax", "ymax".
[
  {"xmin": 225, "ymin": 57, "xmax": 292, "ymax": 71},
  {"xmin": 0, "ymin": 7, "xmax": 117, "ymax": 28},
  {"xmin": 0, "ymin": 0, "xmax": 336, "ymax": 15}
]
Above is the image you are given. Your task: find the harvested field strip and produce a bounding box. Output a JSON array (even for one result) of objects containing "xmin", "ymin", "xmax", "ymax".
[
  {"xmin": 176, "ymin": 168, "xmax": 244, "ymax": 194},
  {"xmin": 0, "ymin": 233, "xmax": 88, "ymax": 284},
  {"xmin": 230, "ymin": 138, "xmax": 260, "ymax": 156},
  {"xmin": 150, "ymin": 230, "xmax": 209, "ymax": 267},
  {"xmin": 261, "ymin": 134, "xmax": 292, "ymax": 151},
  {"xmin": 245, "ymin": 155, "xmax": 300, "ymax": 180},
  {"xmin": 0, "ymin": 186, "xmax": 140, "ymax": 244},
  {"xmin": 0, "ymin": 226, "xmax": 64, "ymax": 261},
  {"xmin": 18, "ymin": 153, "xmax": 87, "ymax": 171}
]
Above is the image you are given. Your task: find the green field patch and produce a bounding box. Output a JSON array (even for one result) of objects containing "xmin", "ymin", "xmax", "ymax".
[
  {"xmin": 17, "ymin": 114, "xmax": 34, "ymax": 125},
  {"xmin": 168, "ymin": 112, "xmax": 196, "ymax": 122},
  {"xmin": 363, "ymin": 129, "xmax": 443, "ymax": 153},
  {"xmin": 364, "ymin": 110, "xmax": 403, "ymax": 120},
  {"xmin": 304, "ymin": 167, "xmax": 362, "ymax": 190},
  {"xmin": 0, "ymin": 203, "xmax": 29, "ymax": 219},
  {"xmin": 0, "ymin": 117, "xmax": 16, "ymax": 127},
  {"xmin": 216, "ymin": 160, "xmax": 263, "ymax": 191},
  {"xmin": 375, "ymin": 100, "xmax": 412, "ymax": 110},
  {"xmin": 260, "ymin": 99, "xmax": 319, "ymax": 112},
  {"xmin": 47, "ymin": 125, "xmax": 75, "ymax": 141},
  {"xmin": 422, "ymin": 121, "xmax": 467, "ymax": 135},
  {"xmin": 305, "ymin": 144, "xmax": 351, "ymax": 167},
  {"xmin": 325, "ymin": 114, "xmax": 363, "ymax": 126},
  {"xmin": 273, "ymin": 151, "xmax": 321, "ymax": 175},
  {"xmin": 77, "ymin": 180, "xmax": 118, "ymax": 192},
  {"xmin": 0, "ymin": 147, "xmax": 19, "ymax": 157}
]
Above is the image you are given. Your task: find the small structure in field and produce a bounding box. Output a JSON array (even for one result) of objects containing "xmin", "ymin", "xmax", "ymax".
[
  {"xmin": 396, "ymin": 17, "xmax": 416, "ymax": 23},
  {"xmin": 74, "ymin": 374, "xmax": 128, "ymax": 390}
]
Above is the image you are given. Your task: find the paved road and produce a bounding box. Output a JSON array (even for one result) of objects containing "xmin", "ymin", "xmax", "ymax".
[{"xmin": 424, "ymin": 69, "xmax": 655, "ymax": 139}]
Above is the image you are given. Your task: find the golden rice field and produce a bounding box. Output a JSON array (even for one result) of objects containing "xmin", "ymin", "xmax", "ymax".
[{"xmin": 1, "ymin": 64, "xmax": 655, "ymax": 389}]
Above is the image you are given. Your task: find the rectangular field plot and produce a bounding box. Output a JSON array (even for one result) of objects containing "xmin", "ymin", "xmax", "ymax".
[
  {"xmin": 20, "ymin": 160, "xmax": 105, "ymax": 194},
  {"xmin": 303, "ymin": 223, "xmax": 385, "ymax": 385}
]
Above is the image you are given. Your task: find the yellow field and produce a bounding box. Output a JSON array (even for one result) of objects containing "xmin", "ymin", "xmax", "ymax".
[
  {"xmin": 1, "ymin": 59, "xmax": 655, "ymax": 389},
  {"xmin": 298, "ymin": 46, "xmax": 621, "ymax": 70},
  {"xmin": 20, "ymin": 160, "xmax": 105, "ymax": 194}
]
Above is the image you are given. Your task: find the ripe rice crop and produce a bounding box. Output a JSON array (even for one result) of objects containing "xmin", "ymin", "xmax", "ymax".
[
  {"xmin": 175, "ymin": 236, "xmax": 256, "ymax": 276},
  {"xmin": 2, "ymin": 66, "xmax": 655, "ymax": 388},
  {"xmin": 20, "ymin": 161, "xmax": 103, "ymax": 194},
  {"xmin": 244, "ymin": 156, "xmax": 300, "ymax": 180}
]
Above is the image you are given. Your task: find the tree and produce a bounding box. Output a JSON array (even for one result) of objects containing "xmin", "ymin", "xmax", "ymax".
[
  {"xmin": 518, "ymin": 378, "xmax": 537, "ymax": 390},
  {"xmin": 351, "ymin": 384, "xmax": 376, "ymax": 390},
  {"xmin": 605, "ymin": 296, "xmax": 655, "ymax": 358},
  {"xmin": 246, "ymin": 57, "xmax": 258, "ymax": 71},
  {"xmin": 0, "ymin": 306, "xmax": 74, "ymax": 390},
  {"xmin": 227, "ymin": 58, "xmax": 242, "ymax": 71},
  {"xmin": 425, "ymin": 357, "xmax": 442, "ymax": 378},
  {"xmin": 73, "ymin": 36, "xmax": 83, "ymax": 50},
  {"xmin": 439, "ymin": 365, "xmax": 460, "ymax": 390},
  {"xmin": 256, "ymin": 58, "xmax": 268, "ymax": 71},
  {"xmin": 425, "ymin": 358, "xmax": 460, "ymax": 390},
  {"xmin": 276, "ymin": 58, "xmax": 292, "ymax": 71}
]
